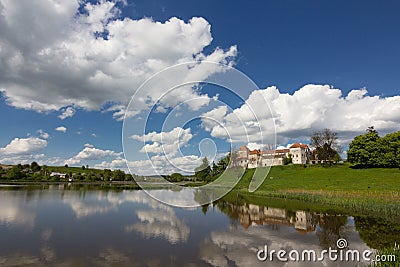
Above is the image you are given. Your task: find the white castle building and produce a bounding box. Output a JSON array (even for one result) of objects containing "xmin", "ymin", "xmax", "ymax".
[{"xmin": 234, "ymin": 142, "xmax": 311, "ymax": 168}]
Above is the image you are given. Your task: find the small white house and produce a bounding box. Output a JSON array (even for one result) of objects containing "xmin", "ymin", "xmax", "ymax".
[{"xmin": 50, "ymin": 172, "xmax": 67, "ymax": 179}]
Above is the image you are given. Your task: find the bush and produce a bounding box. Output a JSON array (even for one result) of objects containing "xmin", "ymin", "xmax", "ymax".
[{"xmin": 283, "ymin": 154, "xmax": 292, "ymax": 165}]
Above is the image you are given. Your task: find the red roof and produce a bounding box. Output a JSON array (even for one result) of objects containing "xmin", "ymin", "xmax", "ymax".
[
  {"xmin": 239, "ymin": 145, "xmax": 249, "ymax": 151},
  {"xmin": 249, "ymin": 149, "xmax": 261, "ymax": 155},
  {"xmin": 262, "ymin": 150, "xmax": 275, "ymax": 154},
  {"xmin": 290, "ymin": 142, "xmax": 308, "ymax": 149}
]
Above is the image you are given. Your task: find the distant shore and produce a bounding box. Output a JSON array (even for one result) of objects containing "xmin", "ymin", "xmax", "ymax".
[{"xmin": 0, "ymin": 180, "xmax": 139, "ymax": 185}]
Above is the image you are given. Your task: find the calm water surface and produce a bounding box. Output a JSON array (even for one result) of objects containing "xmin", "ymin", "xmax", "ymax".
[{"xmin": 0, "ymin": 185, "xmax": 398, "ymax": 266}]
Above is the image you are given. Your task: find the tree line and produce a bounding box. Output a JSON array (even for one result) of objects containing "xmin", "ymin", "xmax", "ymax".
[
  {"xmin": 193, "ymin": 153, "xmax": 231, "ymax": 182},
  {"xmin": 0, "ymin": 162, "xmax": 138, "ymax": 182}
]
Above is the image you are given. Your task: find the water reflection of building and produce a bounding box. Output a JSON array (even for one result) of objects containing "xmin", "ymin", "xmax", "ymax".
[
  {"xmin": 226, "ymin": 202, "xmax": 316, "ymax": 234},
  {"xmin": 293, "ymin": 210, "xmax": 315, "ymax": 234},
  {"xmin": 237, "ymin": 204, "xmax": 289, "ymax": 228}
]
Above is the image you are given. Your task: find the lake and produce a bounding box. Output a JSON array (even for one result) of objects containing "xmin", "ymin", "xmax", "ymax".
[{"xmin": 0, "ymin": 184, "xmax": 398, "ymax": 266}]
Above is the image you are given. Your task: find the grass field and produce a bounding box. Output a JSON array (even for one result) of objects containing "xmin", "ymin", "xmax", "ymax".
[
  {"xmin": 235, "ymin": 164, "xmax": 400, "ymax": 200},
  {"xmin": 230, "ymin": 164, "xmax": 400, "ymax": 218}
]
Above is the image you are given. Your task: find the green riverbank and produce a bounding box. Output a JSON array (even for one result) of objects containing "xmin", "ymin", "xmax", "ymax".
[{"xmin": 229, "ymin": 164, "xmax": 400, "ymax": 218}]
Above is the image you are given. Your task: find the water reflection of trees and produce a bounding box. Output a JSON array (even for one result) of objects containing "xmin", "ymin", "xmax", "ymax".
[
  {"xmin": 316, "ymin": 214, "xmax": 348, "ymax": 249},
  {"xmin": 354, "ymin": 216, "xmax": 400, "ymax": 249}
]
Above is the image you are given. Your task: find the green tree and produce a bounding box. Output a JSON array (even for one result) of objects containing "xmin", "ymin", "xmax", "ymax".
[
  {"xmin": 333, "ymin": 151, "xmax": 342, "ymax": 163},
  {"xmin": 103, "ymin": 169, "xmax": 112, "ymax": 180},
  {"xmin": 124, "ymin": 173, "xmax": 133, "ymax": 181},
  {"xmin": 75, "ymin": 173, "xmax": 84, "ymax": 181},
  {"xmin": 211, "ymin": 162, "xmax": 219, "ymax": 177},
  {"xmin": 283, "ymin": 153, "xmax": 292, "ymax": 165},
  {"xmin": 93, "ymin": 171, "xmax": 102, "ymax": 181},
  {"xmin": 41, "ymin": 165, "xmax": 48, "ymax": 176},
  {"xmin": 217, "ymin": 153, "xmax": 231, "ymax": 173},
  {"xmin": 347, "ymin": 128, "xmax": 381, "ymax": 166},
  {"xmin": 112, "ymin": 169, "xmax": 125, "ymax": 181},
  {"xmin": 380, "ymin": 131, "xmax": 400, "ymax": 167},
  {"xmin": 30, "ymin": 161, "xmax": 41, "ymax": 172},
  {"xmin": 194, "ymin": 157, "xmax": 211, "ymax": 181},
  {"xmin": 6, "ymin": 164, "xmax": 26, "ymax": 180},
  {"xmin": 347, "ymin": 128, "xmax": 399, "ymax": 167},
  {"xmin": 170, "ymin": 172, "xmax": 184, "ymax": 182}
]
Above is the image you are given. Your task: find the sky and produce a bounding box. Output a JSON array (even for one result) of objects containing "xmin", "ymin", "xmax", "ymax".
[{"xmin": 0, "ymin": 0, "xmax": 399, "ymax": 175}]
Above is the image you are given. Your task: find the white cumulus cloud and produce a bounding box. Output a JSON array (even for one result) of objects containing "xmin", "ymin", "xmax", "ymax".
[
  {"xmin": 112, "ymin": 154, "xmax": 203, "ymax": 176},
  {"xmin": 130, "ymin": 127, "xmax": 193, "ymax": 156},
  {"xmin": 0, "ymin": 137, "xmax": 47, "ymax": 156},
  {"xmin": 0, "ymin": 0, "xmax": 236, "ymax": 120},
  {"xmin": 58, "ymin": 106, "xmax": 75, "ymax": 119},
  {"xmin": 65, "ymin": 146, "xmax": 122, "ymax": 165},
  {"xmin": 37, "ymin": 129, "xmax": 50, "ymax": 139},
  {"xmin": 202, "ymin": 84, "xmax": 400, "ymax": 146},
  {"xmin": 55, "ymin": 126, "xmax": 67, "ymax": 133},
  {"xmin": 95, "ymin": 158, "xmax": 127, "ymax": 170},
  {"xmin": 126, "ymin": 209, "xmax": 190, "ymax": 244}
]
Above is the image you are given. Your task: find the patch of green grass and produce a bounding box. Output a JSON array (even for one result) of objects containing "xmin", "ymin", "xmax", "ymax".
[
  {"xmin": 229, "ymin": 164, "xmax": 400, "ymax": 219},
  {"xmin": 234, "ymin": 164, "xmax": 400, "ymax": 201},
  {"xmin": 46, "ymin": 166, "xmax": 104, "ymax": 174}
]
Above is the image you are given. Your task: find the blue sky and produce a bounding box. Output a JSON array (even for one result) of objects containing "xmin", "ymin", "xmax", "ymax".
[
  {"xmin": 0, "ymin": 0, "xmax": 399, "ymax": 174},
  {"xmin": 127, "ymin": 0, "xmax": 400, "ymax": 96}
]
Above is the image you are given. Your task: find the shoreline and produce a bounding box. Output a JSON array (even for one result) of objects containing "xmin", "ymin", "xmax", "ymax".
[
  {"xmin": 1, "ymin": 179, "xmax": 399, "ymax": 219},
  {"xmin": 2, "ymin": 163, "xmax": 399, "ymax": 219},
  {"xmin": 229, "ymin": 188, "xmax": 400, "ymax": 220}
]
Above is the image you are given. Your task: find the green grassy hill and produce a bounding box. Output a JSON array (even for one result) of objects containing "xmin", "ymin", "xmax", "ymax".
[
  {"xmin": 236, "ymin": 164, "xmax": 400, "ymax": 197},
  {"xmin": 45, "ymin": 165, "xmax": 104, "ymax": 175},
  {"xmin": 230, "ymin": 164, "xmax": 400, "ymax": 217}
]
